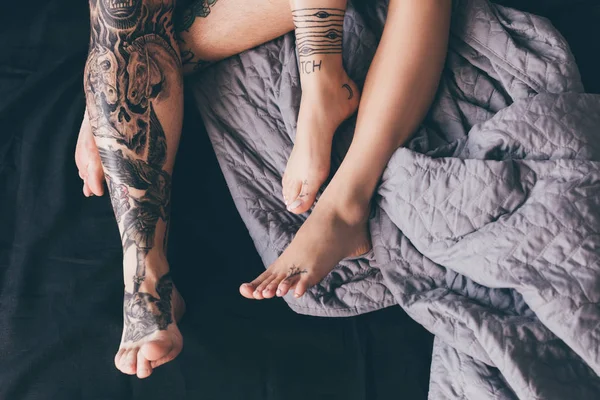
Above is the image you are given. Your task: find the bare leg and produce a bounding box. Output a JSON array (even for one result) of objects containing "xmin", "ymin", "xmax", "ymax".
[
  {"xmin": 280, "ymin": 1, "xmax": 360, "ymax": 214},
  {"xmin": 84, "ymin": 0, "xmax": 185, "ymax": 378},
  {"xmin": 241, "ymin": 0, "xmax": 452, "ymax": 299}
]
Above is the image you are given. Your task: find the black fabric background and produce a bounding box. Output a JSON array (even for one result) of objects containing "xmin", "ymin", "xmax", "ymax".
[{"xmin": 0, "ymin": 1, "xmax": 598, "ymax": 399}]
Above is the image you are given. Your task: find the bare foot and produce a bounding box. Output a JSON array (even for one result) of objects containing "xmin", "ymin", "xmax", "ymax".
[
  {"xmin": 75, "ymin": 109, "xmax": 105, "ymax": 197},
  {"xmin": 239, "ymin": 194, "xmax": 371, "ymax": 300},
  {"xmin": 282, "ymin": 71, "xmax": 360, "ymax": 214},
  {"xmin": 114, "ymin": 273, "xmax": 185, "ymax": 379}
]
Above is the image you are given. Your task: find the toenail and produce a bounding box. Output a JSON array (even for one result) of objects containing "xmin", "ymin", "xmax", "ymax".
[
  {"xmin": 294, "ymin": 292, "xmax": 300, "ymax": 298},
  {"xmin": 287, "ymin": 199, "xmax": 303, "ymax": 211},
  {"xmin": 276, "ymin": 289, "xmax": 282, "ymax": 296}
]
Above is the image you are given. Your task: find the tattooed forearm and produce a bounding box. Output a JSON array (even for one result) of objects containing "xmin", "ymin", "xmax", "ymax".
[
  {"xmin": 176, "ymin": 0, "xmax": 220, "ymax": 32},
  {"xmin": 85, "ymin": 0, "xmax": 181, "ymax": 312},
  {"xmin": 292, "ymin": 8, "xmax": 344, "ymax": 74}
]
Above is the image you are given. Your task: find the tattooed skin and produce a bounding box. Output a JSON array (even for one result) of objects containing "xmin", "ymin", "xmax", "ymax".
[
  {"xmin": 123, "ymin": 274, "xmax": 174, "ymax": 342},
  {"xmin": 107, "ymin": 177, "xmax": 131, "ymax": 223},
  {"xmin": 283, "ymin": 265, "xmax": 308, "ymax": 282},
  {"xmin": 180, "ymin": 48, "xmax": 214, "ymax": 72},
  {"xmin": 85, "ymin": 0, "xmax": 181, "ymax": 340},
  {"xmin": 176, "ymin": 0, "xmax": 220, "ymax": 32},
  {"xmin": 342, "ymin": 83, "xmax": 353, "ymax": 99},
  {"xmin": 292, "ymin": 8, "xmax": 344, "ymax": 75}
]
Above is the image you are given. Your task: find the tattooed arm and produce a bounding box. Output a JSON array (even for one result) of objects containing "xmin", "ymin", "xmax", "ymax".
[{"xmin": 84, "ymin": 0, "xmax": 182, "ymax": 300}]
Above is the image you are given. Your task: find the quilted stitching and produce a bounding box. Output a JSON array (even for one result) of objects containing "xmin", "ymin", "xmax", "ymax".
[{"xmin": 190, "ymin": 0, "xmax": 600, "ymax": 398}]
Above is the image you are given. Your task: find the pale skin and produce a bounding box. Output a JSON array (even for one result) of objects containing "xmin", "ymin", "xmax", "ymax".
[{"xmin": 76, "ymin": 0, "xmax": 451, "ymax": 378}]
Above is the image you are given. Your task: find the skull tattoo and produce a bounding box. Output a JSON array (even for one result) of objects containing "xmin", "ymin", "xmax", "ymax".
[{"xmin": 98, "ymin": 0, "xmax": 143, "ymax": 30}]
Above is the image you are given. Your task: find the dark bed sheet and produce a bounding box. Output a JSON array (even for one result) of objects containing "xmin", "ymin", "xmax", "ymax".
[{"xmin": 0, "ymin": 1, "xmax": 598, "ymax": 399}]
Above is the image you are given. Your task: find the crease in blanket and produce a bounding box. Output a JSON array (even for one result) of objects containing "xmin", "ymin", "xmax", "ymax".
[{"xmin": 190, "ymin": 0, "xmax": 600, "ymax": 398}]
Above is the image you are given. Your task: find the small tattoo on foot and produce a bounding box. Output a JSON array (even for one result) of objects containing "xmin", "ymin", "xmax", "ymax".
[
  {"xmin": 342, "ymin": 83, "xmax": 353, "ymax": 100},
  {"xmin": 284, "ymin": 265, "xmax": 308, "ymax": 282}
]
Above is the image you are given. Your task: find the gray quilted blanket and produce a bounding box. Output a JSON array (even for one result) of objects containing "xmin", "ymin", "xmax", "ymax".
[{"xmin": 189, "ymin": 0, "xmax": 600, "ymax": 398}]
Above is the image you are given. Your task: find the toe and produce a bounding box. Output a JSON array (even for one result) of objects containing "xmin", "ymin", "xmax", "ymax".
[
  {"xmin": 283, "ymin": 179, "xmax": 303, "ymax": 208},
  {"xmin": 239, "ymin": 283, "xmax": 256, "ymax": 299},
  {"xmin": 150, "ymin": 344, "xmax": 181, "ymax": 369},
  {"xmin": 288, "ymin": 181, "xmax": 319, "ymax": 214},
  {"xmin": 253, "ymin": 274, "xmax": 278, "ymax": 300},
  {"xmin": 114, "ymin": 348, "xmax": 127, "ymax": 368},
  {"xmin": 262, "ymin": 275, "xmax": 285, "ymax": 298},
  {"xmin": 276, "ymin": 276, "xmax": 296, "ymax": 298},
  {"xmin": 294, "ymin": 278, "xmax": 310, "ymax": 298},
  {"xmin": 136, "ymin": 350, "xmax": 153, "ymax": 379},
  {"xmin": 119, "ymin": 349, "xmax": 138, "ymax": 375},
  {"xmin": 240, "ymin": 271, "xmax": 271, "ymax": 299}
]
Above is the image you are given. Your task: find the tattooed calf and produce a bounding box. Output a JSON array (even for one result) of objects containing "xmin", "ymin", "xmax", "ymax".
[
  {"xmin": 107, "ymin": 177, "xmax": 131, "ymax": 223},
  {"xmin": 126, "ymin": 34, "xmax": 180, "ymax": 106},
  {"xmin": 87, "ymin": 46, "xmax": 119, "ymax": 106},
  {"xmin": 98, "ymin": 0, "xmax": 143, "ymax": 30}
]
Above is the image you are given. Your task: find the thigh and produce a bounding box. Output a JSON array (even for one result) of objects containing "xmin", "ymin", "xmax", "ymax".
[{"xmin": 176, "ymin": 0, "xmax": 294, "ymax": 63}]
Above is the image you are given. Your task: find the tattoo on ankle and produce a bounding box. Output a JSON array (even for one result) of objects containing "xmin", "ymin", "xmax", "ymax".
[
  {"xmin": 300, "ymin": 59, "xmax": 322, "ymax": 74},
  {"xmin": 342, "ymin": 83, "xmax": 354, "ymax": 100},
  {"xmin": 292, "ymin": 8, "xmax": 344, "ymax": 67},
  {"xmin": 123, "ymin": 273, "xmax": 174, "ymax": 342},
  {"xmin": 85, "ymin": 1, "xmax": 180, "ymax": 294},
  {"xmin": 283, "ymin": 265, "xmax": 308, "ymax": 282}
]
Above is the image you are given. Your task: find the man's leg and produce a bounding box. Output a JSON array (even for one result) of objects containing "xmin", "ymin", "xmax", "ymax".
[
  {"xmin": 77, "ymin": 0, "xmax": 294, "ymax": 195},
  {"xmin": 84, "ymin": 0, "xmax": 184, "ymax": 378},
  {"xmin": 176, "ymin": 0, "xmax": 293, "ymax": 73},
  {"xmin": 241, "ymin": 0, "xmax": 452, "ymax": 299}
]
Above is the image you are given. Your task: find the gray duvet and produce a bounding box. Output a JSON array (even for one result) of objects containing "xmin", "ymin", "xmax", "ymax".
[{"xmin": 190, "ymin": 0, "xmax": 600, "ymax": 398}]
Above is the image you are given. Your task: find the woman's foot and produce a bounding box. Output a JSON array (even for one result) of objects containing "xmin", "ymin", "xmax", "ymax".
[
  {"xmin": 239, "ymin": 192, "xmax": 371, "ymax": 299},
  {"xmin": 75, "ymin": 109, "xmax": 105, "ymax": 197},
  {"xmin": 114, "ymin": 274, "xmax": 185, "ymax": 379},
  {"xmin": 282, "ymin": 70, "xmax": 359, "ymax": 214}
]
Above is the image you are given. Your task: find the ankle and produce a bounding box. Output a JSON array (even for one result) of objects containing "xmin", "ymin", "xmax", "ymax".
[
  {"xmin": 320, "ymin": 190, "xmax": 371, "ymax": 226},
  {"xmin": 299, "ymin": 60, "xmax": 346, "ymax": 88},
  {"xmin": 123, "ymin": 253, "xmax": 170, "ymax": 288}
]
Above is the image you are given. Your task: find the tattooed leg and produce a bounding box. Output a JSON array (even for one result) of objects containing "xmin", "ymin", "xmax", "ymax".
[
  {"xmin": 175, "ymin": 0, "xmax": 293, "ymax": 73},
  {"xmin": 84, "ymin": 0, "xmax": 185, "ymax": 379},
  {"xmin": 281, "ymin": 0, "xmax": 359, "ymax": 215},
  {"xmin": 76, "ymin": 0, "xmax": 295, "ymax": 193},
  {"xmin": 241, "ymin": 0, "xmax": 451, "ymax": 300}
]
